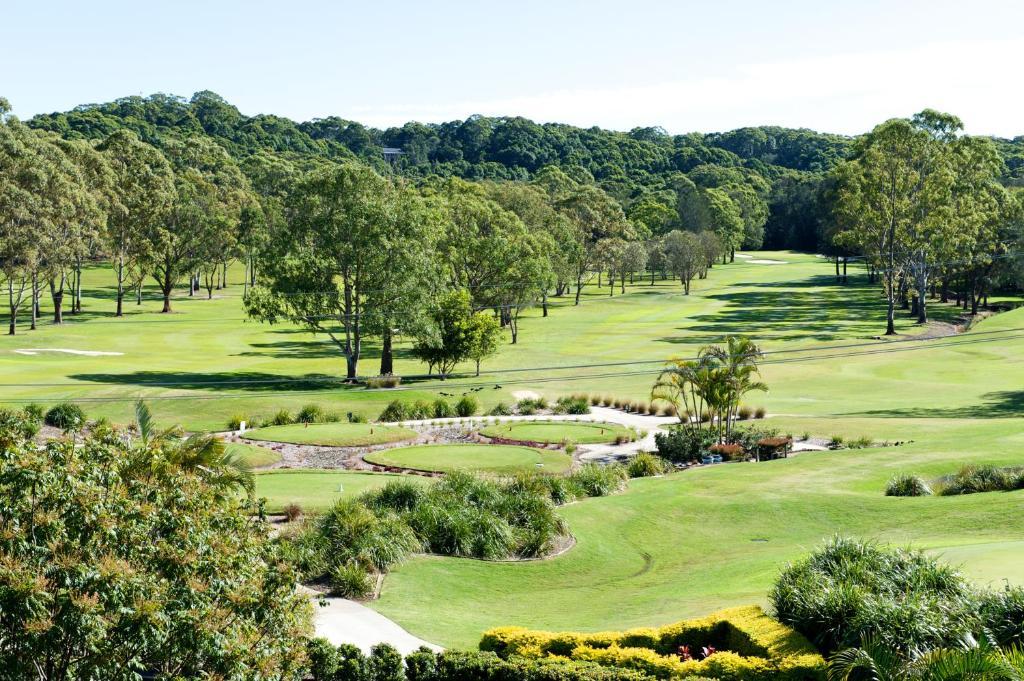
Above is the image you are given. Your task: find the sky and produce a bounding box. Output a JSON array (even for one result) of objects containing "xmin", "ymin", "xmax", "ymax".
[{"xmin": 4, "ymin": 0, "xmax": 1024, "ymax": 137}]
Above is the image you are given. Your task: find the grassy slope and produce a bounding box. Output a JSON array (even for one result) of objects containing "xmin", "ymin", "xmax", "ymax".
[
  {"xmin": 254, "ymin": 470, "xmax": 431, "ymax": 512},
  {"xmin": 243, "ymin": 422, "xmax": 416, "ymax": 446},
  {"xmin": 363, "ymin": 444, "xmax": 570, "ymax": 474},
  {"xmin": 224, "ymin": 441, "xmax": 281, "ymax": 468},
  {"xmin": 479, "ymin": 421, "xmax": 633, "ymax": 444}
]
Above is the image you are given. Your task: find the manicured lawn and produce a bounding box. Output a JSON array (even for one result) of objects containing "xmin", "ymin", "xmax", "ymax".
[
  {"xmin": 255, "ymin": 469, "xmax": 431, "ymax": 512},
  {"xmin": 363, "ymin": 444, "xmax": 570, "ymax": 475},
  {"xmin": 479, "ymin": 420, "xmax": 633, "ymax": 444},
  {"xmin": 224, "ymin": 441, "xmax": 281, "ymax": 468},
  {"xmin": 243, "ymin": 422, "xmax": 416, "ymax": 447}
]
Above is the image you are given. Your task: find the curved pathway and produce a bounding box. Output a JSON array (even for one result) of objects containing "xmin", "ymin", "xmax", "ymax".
[{"xmin": 301, "ymin": 587, "xmax": 441, "ymax": 654}]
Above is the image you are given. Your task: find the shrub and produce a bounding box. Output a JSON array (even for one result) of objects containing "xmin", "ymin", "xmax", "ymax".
[
  {"xmin": 366, "ymin": 375, "xmax": 402, "ymax": 389},
  {"xmin": 937, "ymin": 464, "xmax": 1022, "ymax": 495},
  {"xmin": 489, "ymin": 402, "xmax": 514, "ymax": 416},
  {"xmin": 317, "ymin": 499, "xmax": 421, "ymax": 572},
  {"xmin": 307, "ymin": 638, "xmax": 340, "ymax": 681},
  {"xmin": 362, "ymin": 479, "xmax": 425, "ymax": 513},
  {"xmin": 978, "ymin": 585, "xmax": 1024, "ymax": 647},
  {"xmin": 626, "ymin": 453, "xmax": 669, "ymax": 478},
  {"xmin": 227, "ymin": 414, "xmax": 249, "ymax": 430},
  {"xmin": 22, "ymin": 404, "xmax": 44, "ymax": 423},
  {"xmin": 270, "ymin": 409, "xmax": 293, "ymax": 426},
  {"xmin": 654, "ymin": 427, "xmax": 716, "ymax": 463},
  {"xmin": 727, "ymin": 425, "xmax": 780, "ymax": 453},
  {"xmin": 589, "ymin": 395, "xmax": 602, "ymax": 406},
  {"xmin": 769, "ymin": 536, "xmax": 978, "ymax": 654},
  {"xmin": 456, "ymin": 396, "xmax": 479, "ymax": 417},
  {"xmin": 368, "ymin": 643, "xmax": 405, "ymax": 681},
  {"xmin": 737, "ymin": 406, "xmax": 753, "ymax": 421},
  {"xmin": 885, "ymin": 474, "xmax": 931, "ymax": 497},
  {"xmin": 323, "ymin": 411, "xmax": 343, "ymax": 423},
  {"xmin": 297, "ymin": 404, "xmax": 325, "ymax": 424},
  {"xmin": 330, "ymin": 562, "xmax": 375, "ymax": 598},
  {"xmin": 846, "ymin": 436, "xmax": 873, "ymax": 449},
  {"xmin": 434, "ymin": 650, "xmax": 655, "ymax": 681},
  {"xmin": 553, "ymin": 396, "xmax": 590, "ymax": 415},
  {"xmin": 405, "ymin": 646, "xmax": 438, "ymax": 681},
  {"xmin": 568, "ymin": 464, "xmax": 628, "ymax": 497},
  {"xmin": 827, "ymin": 434, "xmax": 844, "ymax": 449},
  {"xmin": 348, "ymin": 412, "xmax": 368, "ymax": 424},
  {"xmin": 431, "ymin": 399, "xmax": 454, "ymax": 419},
  {"xmin": 754, "ymin": 407, "xmax": 766, "ymax": 419},
  {"xmin": 379, "ymin": 400, "xmax": 409, "ymax": 422},
  {"xmin": 283, "ymin": 503, "xmax": 303, "ymax": 522},
  {"xmin": 613, "ymin": 434, "xmax": 630, "ymax": 445},
  {"xmin": 44, "ymin": 402, "xmax": 87, "ymax": 430}
]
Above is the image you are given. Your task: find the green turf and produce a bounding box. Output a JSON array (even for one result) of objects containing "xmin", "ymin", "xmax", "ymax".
[
  {"xmin": 363, "ymin": 443, "xmax": 571, "ymax": 474},
  {"xmin": 255, "ymin": 469, "xmax": 431, "ymax": 512},
  {"xmin": 243, "ymin": 422, "xmax": 416, "ymax": 447},
  {"xmin": 479, "ymin": 421, "xmax": 633, "ymax": 444},
  {"xmin": 224, "ymin": 441, "xmax": 281, "ymax": 468}
]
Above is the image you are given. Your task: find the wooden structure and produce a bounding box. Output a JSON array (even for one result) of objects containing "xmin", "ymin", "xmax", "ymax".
[
  {"xmin": 709, "ymin": 443, "xmax": 744, "ymax": 461},
  {"xmin": 755, "ymin": 436, "xmax": 793, "ymax": 461}
]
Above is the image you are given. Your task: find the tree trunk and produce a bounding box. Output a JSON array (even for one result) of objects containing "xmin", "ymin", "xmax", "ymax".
[
  {"xmin": 916, "ymin": 268, "xmax": 927, "ymax": 324},
  {"xmin": 475, "ymin": 358, "xmax": 481, "ymax": 377},
  {"xmin": 30, "ymin": 271, "xmax": 39, "ymax": 330},
  {"xmin": 115, "ymin": 257, "xmax": 125, "ymax": 317},
  {"xmin": 620, "ymin": 272, "xmax": 625, "ymax": 294},
  {"xmin": 842, "ymin": 257, "xmax": 848, "ymax": 283},
  {"xmin": 50, "ymin": 275, "xmax": 66, "ymax": 325},
  {"xmin": 542, "ymin": 291, "xmax": 548, "ymax": 317},
  {"xmin": 835, "ymin": 257, "xmax": 840, "ymax": 280},
  {"xmin": 74, "ymin": 257, "xmax": 83, "ymax": 313},
  {"xmin": 136, "ymin": 282, "xmax": 143, "ymax": 305},
  {"xmin": 161, "ymin": 266, "xmax": 173, "ymax": 313},
  {"xmin": 575, "ymin": 275, "xmax": 583, "ymax": 305},
  {"xmin": 940, "ymin": 279, "xmax": 949, "ymax": 303},
  {"xmin": 379, "ymin": 328, "xmax": 393, "ymax": 376}
]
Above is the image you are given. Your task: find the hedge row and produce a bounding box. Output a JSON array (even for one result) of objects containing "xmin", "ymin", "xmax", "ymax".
[{"xmin": 479, "ymin": 606, "xmax": 824, "ymax": 681}]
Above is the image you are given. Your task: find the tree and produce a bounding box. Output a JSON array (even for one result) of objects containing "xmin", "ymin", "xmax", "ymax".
[
  {"xmin": 464, "ymin": 312, "xmax": 502, "ymax": 376},
  {"xmin": 704, "ymin": 187, "xmax": 744, "ymax": 262},
  {"xmin": 724, "ymin": 182, "xmax": 769, "ymax": 250},
  {"xmin": 662, "ymin": 230, "xmax": 702, "ymax": 294},
  {"xmin": 697, "ymin": 230, "xmax": 723, "ymax": 277},
  {"xmin": 248, "ymin": 163, "xmax": 439, "ymax": 379},
  {"xmin": 411, "ymin": 289, "xmax": 475, "ymax": 376},
  {"xmin": 0, "ymin": 409, "xmax": 311, "ymax": 679}
]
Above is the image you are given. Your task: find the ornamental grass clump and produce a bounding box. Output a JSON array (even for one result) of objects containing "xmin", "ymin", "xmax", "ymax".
[
  {"xmin": 884, "ymin": 474, "xmax": 932, "ymax": 497},
  {"xmin": 378, "ymin": 400, "xmax": 408, "ymax": 422},
  {"xmin": 937, "ymin": 464, "xmax": 1024, "ymax": 495},
  {"xmin": 44, "ymin": 402, "xmax": 87, "ymax": 430},
  {"xmin": 626, "ymin": 452, "xmax": 670, "ymax": 478},
  {"xmin": 455, "ymin": 395, "xmax": 478, "ymax": 417},
  {"xmin": 296, "ymin": 403, "xmax": 325, "ymax": 423},
  {"xmin": 567, "ymin": 463, "xmax": 628, "ymax": 497}
]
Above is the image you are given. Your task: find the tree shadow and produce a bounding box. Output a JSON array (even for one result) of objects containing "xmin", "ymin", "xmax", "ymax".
[
  {"xmin": 67, "ymin": 370, "xmax": 351, "ymax": 393},
  {"xmin": 843, "ymin": 391, "xmax": 1024, "ymax": 419}
]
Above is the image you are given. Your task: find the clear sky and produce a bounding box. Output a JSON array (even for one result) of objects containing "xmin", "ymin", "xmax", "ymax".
[{"xmin": 5, "ymin": 0, "xmax": 1024, "ymax": 136}]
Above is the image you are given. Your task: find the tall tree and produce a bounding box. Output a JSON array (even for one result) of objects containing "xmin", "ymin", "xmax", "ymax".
[{"xmin": 663, "ymin": 230, "xmax": 703, "ymax": 294}]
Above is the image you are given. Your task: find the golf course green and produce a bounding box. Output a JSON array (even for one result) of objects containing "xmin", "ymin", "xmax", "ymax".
[
  {"xmin": 255, "ymin": 470, "xmax": 431, "ymax": 512},
  {"xmin": 5, "ymin": 251, "xmax": 1024, "ymax": 649},
  {"xmin": 243, "ymin": 422, "xmax": 417, "ymax": 447},
  {"xmin": 224, "ymin": 441, "xmax": 281, "ymax": 468},
  {"xmin": 479, "ymin": 421, "xmax": 634, "ymax": 444},
  {"xmin": 363, "ymin": 443, "xmax": 571, "ymax": 474}
]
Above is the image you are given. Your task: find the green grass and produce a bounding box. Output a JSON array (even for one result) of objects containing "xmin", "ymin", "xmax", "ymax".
[
  {"xmin": 224, "ymin": 441, "xmax": 281, "ymax": 468},
  {"xmin": 363, "ymin": 443, "xmax": 571, "ymax": 474},
  {"xmin": 479, "ymin": 421, "xmax": 633, "ymax": 444},
  {"xmin": 254, "ymin": 469, "xmax": 431, "ymax": 512},
  {"xmin": 6, "ymin": 251, "xmax": 1024, "ymax": 648},
  {"xmin": 243, "ymin": 422, "xmax": 416, "ymax": 447}
]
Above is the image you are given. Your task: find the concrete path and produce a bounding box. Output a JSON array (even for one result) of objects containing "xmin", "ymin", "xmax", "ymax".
[{"xmin": 306, "ymin": 589, "xmax": 441, "ymax": 654}]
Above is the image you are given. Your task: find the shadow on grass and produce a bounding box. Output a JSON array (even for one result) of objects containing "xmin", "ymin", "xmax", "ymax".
[
  {"xmin": 68, "ymin": 371, "xmax": 352, "ymax": 392},
  {"xmin": 843, "ymin": 391, "xmax": 1024, "ymax": 419}
]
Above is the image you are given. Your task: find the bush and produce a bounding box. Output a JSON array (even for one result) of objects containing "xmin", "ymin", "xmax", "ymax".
[
  {"xmin": 44, "ymin": 402, "xmax": 86, "ymax": 430},
  {"xmin": 368, "ymin": 643, "xmax": 405, "ymax": 681},
  {"xmin": 456, "ymin": 396, "xmax": 479, "ymax": 417},
  {"xmin": 307, "ymin": 638, "xmax": 340, "ymax": 681},
  {"xmin": 330, "ymin": 560, "xmax": 376, "ymax": 598},
  {"xmin": 489, "ymin": 402, "xmax": 514, "ymax": 416},
  {"xmin": 432, "ymin": 398, "xmax": 454, "ymax": 419},
  {"xmin": 737, "ymin": 406, "xmax": 753, "ymax": 421},
  {"xmin": 297, "ymin": 404, "xmax": 325, "ymax": 424},
  {"xmin": 827, "ymin": 434, "xmax": 844, "ymax": 449},
  {"xmin": 227, "ymin": 414, "xmax": 249, "ymax": 430},
  {"xmin": 626, "ymin": 453, "xmax": 669, "ymax": 478},
  {"xmin": 553, "ymin": 396, "xmax": 590, "ymax": 415},
  {"xmin": 567, "ymin": 464, "xmax": 628, "ymax": 497},
  {"xmin": 348, "ymin": 412, "xmax": 368, "ymax": 424},
  {"xmin": 362, "ymin": 479, "xmax": 425, "ymax": 513},
  {"xmin": 769, "ymin": 537, "xmax": 978, "ymax": 654},
  {"xmin": 978, "ymin": 585, "xmax": 1024, "ymax": 647},
  {"xmin": 589, "ymin": 395, "xmax": 602, "ymax": 406},
  {"xmin": 434, "ymin": 650, "xmax": 655, "ymax": 681},
  {"xmin": 283, "ymin": 503, "xmax": 303, "ymax": 522},
  {"xmin": 22, "ymin": 403, "xmax": 44, "ymax": 423},
  {"xmin": 885, "ymin": 474, "xmax": 931, "ymax": 497},
  {"xmin": 937, "ymin": 464, "xmax": 1024, "ymax": 495},
  {"xmin": 654, "ymin": 427, "xmax": 716, "ymax": 463},
  {"xmin": 846, "ymin": 436, "xmax": 873, "ymax": 449},
  {"xmin": 367, "ymin": 375, "xmax": 402, "ymax": 389},
  {"xmin": 379, "ymin": 400, "xmax": 409, "ymax": 422},
  {"xmin": 270, "ymin": 409, "xmax": 293, "ymax": 426},
  {"xmin": 754, "ymin": 407, "xmax": 766, "ymax": 419},
  {"xmin": 407, "ymin": 400, "xmax": 433, "ymax": 420},
  {"xmin": 405, "ymin": 647, "xmax": 438, "ymax": 681},
  {"xmin": 323, "ymin": 411, "xmax": 343, "ymax": 423}
]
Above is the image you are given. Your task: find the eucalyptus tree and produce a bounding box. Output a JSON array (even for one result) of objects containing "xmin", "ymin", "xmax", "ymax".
[
  {"xmin": 663, "ymin": 230, "xmax": 703, "ymax": 294},
  {"xmin": 704, "ymin": 187, "xmax": 745, "ymax": 262},
  {"xmin": 239, "ymin": 151, "xmax": 297, "ymax": 291},
  {"xmin": 697, "ymin": 229, "xmax": 723, "ymax": 277},
  {"xmin": 151, "ymin": 137, "xmax": 248, "ymax": 313},
  {"xmin": 724, "ymin": 182, "xmax": 769, "ymax": 250},
  {"xmin": 247, "ymin": 162, "xmax": 440, "ymax": 379}
]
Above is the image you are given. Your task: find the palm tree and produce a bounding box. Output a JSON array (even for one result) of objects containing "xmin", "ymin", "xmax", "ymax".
[
  {"xmin": 829, "ymin": 635, "xmax": 1024, "ymax": 681},
  {"xmin": 704, "ymin": 336, "xmax": 766, "ymax": 440},
  {"xmin": 128, "ymin": 400, "xmax": 254, "ymax": 496}
]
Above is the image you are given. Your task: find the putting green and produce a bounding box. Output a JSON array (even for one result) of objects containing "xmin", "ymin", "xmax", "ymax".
[
  {"xmin": 224, "ymin": 441, "xmax": 281, "ymax": 468},
  {"xmin": 243, "ymin": 422, "xmax": 416, "ymax": 447},
  {"xmin": 363, "ymin": 444, "xmax": 571, "ymax": 474},
  {"xmin": 255, "ymin": 469, "xmax": 431, "ymax": 513},
  {"xmin": 479, "ymin": 420, "xmax": 633, "ymax": 444}
]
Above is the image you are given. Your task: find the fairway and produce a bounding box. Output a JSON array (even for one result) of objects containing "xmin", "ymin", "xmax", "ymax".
[
  {"xmin": 479, "ymin": 421, "xmax": 633, "ymax": 444},
  {"xmin": 243, "ymin": 422, "xmax": 417, "ymax": 447},
  {"xmin": 363, "ymin": 444, "xmax": 571, "ymax": 474},
  {"xmin": 224, "ymin": 441, "xmax": 281, "ymax": 468},
  {"xmin": 255, "ymin": 470, "xmax": 431, "ymax": 512}
]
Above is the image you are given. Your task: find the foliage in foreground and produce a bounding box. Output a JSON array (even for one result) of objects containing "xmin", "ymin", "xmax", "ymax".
[
  {"xmin": 884, "ymin": 474, "xmax": 932, "ymax": 497},
  {"xmin": 0, "ymin": 410, "xmax": 311, "ymax": 679},
  {"xmin": 480, "ymin": 605, "xmax": 824, "ymax": 681},
  {"xmin": 770, "ymin": 537, "xmax": 1024, "ymax": 656},
  {"xmin": 884, "ymin": 465, "xmax": 1024, "ymax": 497}
]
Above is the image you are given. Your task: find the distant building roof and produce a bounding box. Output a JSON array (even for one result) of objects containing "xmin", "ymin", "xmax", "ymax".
[{"xmin": 381, "ymin": 147, "xmax": 404, "ymax": 155}]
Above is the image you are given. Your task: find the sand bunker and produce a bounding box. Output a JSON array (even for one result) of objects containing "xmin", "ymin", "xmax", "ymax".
[{"xmin": 14, "ymin": 348, "xmax": 124, "ymax": 357}]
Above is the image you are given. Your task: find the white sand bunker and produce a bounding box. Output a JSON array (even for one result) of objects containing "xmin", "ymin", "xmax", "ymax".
[
  {"xmin": 734, "ymin": 253, "xmax": 753, "ymax": 259},
  {"xmin": 15, "ymin": 348, "xmax": 124, "ymax": 357},
  {"xmin": 747, "ymin": 259, "xmax": 784, "ymax": 264}
]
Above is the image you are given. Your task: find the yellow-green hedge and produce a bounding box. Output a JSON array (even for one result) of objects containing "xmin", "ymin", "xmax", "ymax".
[{"xmin": 479, "ymin": 606, "xmax": 824, "ymax": 681}]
